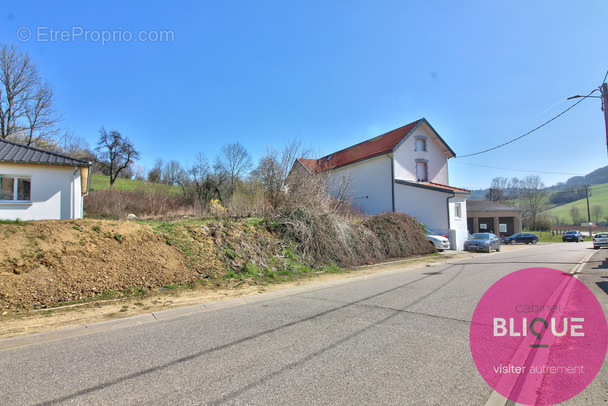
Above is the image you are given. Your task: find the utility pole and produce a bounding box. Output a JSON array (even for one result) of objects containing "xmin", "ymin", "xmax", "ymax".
[{"xmin": 584, "ymin": 184, "xmax": 592, "ymax": 240}]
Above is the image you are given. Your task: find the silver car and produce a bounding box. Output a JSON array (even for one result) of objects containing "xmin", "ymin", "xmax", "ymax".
[
  {"xmin": 593, "ymin": 233, "xmax": 608, "ymax": 249},
  {"xmin": 426, "ymin": 231, "xmax": 451, "ymax": 251},
  {"xmin": 464, "ymin": 233, "xmax": 501, "ymax": 253}
]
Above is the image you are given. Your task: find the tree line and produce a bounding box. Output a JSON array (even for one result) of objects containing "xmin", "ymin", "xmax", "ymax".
[
  {"xmin": 1, "ymin": 42, "xmax": 357, "ymax": 217},
  {"xmin": 485, "ymin": 176, "xmax": 605, "ymax": 228}
]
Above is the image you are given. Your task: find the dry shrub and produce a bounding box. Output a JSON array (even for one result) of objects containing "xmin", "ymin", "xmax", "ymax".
[
  {"xmin": 84, "ymin": 189, "xmax": 195, "ymax": 219},
  {"xmin": 272, "ymin": 209, "xmax": 434, "ymax": 267},
  {"xmin": 362, "ymin": 212, "xmax": 432, "ymax": 257}
]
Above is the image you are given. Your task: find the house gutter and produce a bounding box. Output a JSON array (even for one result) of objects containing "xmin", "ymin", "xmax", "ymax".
[
  {"xmin": 72, "ymin": 166, "xmax": 78, "ymax": 219},
  {"xmin": 388, "ymin": 153, "xmax": 395, "ymax": 212},
  {"xmin": 446, "ymin": 191, "xmax": 456, "ymax": 230}
]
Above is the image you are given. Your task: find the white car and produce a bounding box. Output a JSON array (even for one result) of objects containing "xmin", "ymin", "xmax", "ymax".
[
  {"xmin": 426, "ymin": 231, "xmax": 451, "ymax": 251},
  {"xmin": 593, "ymin": 233, "xmax": 608, "ymax": 249}
]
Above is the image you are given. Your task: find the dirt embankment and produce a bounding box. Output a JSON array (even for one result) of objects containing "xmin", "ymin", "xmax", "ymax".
[
  {"xmin": 0, "ymin": 220, "xmax": 209, "ymax": 309},
  {"xmin": 0, "ymin": 212, "xmax": 434, "ymax": 310}
]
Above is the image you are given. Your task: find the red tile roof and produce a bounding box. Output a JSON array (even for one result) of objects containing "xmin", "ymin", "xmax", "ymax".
[
  {"xmin": 297, "ymin": 158, "xmax": 321, "ymax": 174},
  {"xmin": 299, "ymin": 118, "xmax": 456, "ymax": 172},
  {"xmin": 395, "ymin": 179, "xmax": 470, "ymax": 194},
  {"xmin": 316, "ymin": 119, "xmax": 422, "ymax": 170},
  {"xmin": 419, "ymin": 181, "xmax": 470, "ymax": 194}
]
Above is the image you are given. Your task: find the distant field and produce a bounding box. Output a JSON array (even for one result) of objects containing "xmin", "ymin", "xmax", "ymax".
[
  {"xmin": 89, "ymin": 174, "xmax": 181, "ymax": 195},
  {"xmin": 545, "ymin": 183, "xmax": 608, "ymax": 224}
]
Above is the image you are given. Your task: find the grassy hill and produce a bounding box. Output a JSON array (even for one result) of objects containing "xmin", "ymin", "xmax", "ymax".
[
  {"xmin": 89, "ymin": 174, "xmax": 181, "ymax": 195},
  {"xmin": 544, "ymin": 183, "xmax": 608, "ymax": 224}
]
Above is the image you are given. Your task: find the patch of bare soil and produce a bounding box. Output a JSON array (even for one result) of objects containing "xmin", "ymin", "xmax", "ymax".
[
  {"xmin": 0, "ymin": 254, "xmax": 460, "ymax": 339},
  {"xmin": 0, "ymin": 220, "xmax": 216, "ymax": 309}
]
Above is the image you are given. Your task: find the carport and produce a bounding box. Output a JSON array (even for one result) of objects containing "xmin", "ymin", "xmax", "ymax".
[{"xmin": 466, "ymin": 200, "xmax": 523, "ymax": 237}]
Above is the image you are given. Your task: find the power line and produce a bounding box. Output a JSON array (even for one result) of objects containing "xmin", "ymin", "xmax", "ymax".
[
  {"xmin": 456, "ymin": 88, "xmax": 596, "ymax": 159},
  {"xmin": 451, "ymin": 161, "xmax": 585, "ymax": 176}
]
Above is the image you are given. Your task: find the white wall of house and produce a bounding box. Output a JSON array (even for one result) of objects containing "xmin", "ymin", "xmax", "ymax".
[
  {"xmin": 0, "ymin": 164, "xmax": 84, "ymax": 221},
  {"xmin": 394, "ymin": 183, "xmax": 469, "ymax": 250},
  {"xmin": 447, "ymin": 194, "xmax": 469, "ymax": 250},
  {"xmin": 393, "ymin": 123, "xmax": 450, "ymax": 184},
  {"xmin": 394, "ymin": 183, "xmax": 449, "ymax": 231},
  {"xmin": 327, "ymin": 155, "xmax": 393, "ymax": 214}
]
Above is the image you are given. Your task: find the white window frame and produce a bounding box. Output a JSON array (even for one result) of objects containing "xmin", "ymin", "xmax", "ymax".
[
  {"xmin": 414, "ymin": 136, "xmax": 427, "ymax": 152},
  {"xmin": 0, "ymin": 176, "xmax": 32, "ymax": 202},
  {"xmin": 415, "ymin": 159, "xmax": 428, "ymax": 182},
  {"xmin": 454, "ymin": 202, "xmax": 462, "ymax": 219}
]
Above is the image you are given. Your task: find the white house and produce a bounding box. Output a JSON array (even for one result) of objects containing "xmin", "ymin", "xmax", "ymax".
[
  {"xmin": 293, "ymin": 118, "xmax": 470, "ymax": 250},
  {"xmin": 0, "ymin": 139, "xmax": 91, "ymax": 220}
]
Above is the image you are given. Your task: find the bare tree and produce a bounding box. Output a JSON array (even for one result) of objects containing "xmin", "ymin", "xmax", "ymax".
[
  {"xmin": 95, "ymin": 127, "xmax": 140, "ymax": 188},
  {"xmin": 570, "ymin": 206, "xmax": 582, "ymax": 225},
  {"xmin": 162, "ymin": 160, "xmax": 186, "ymax": 186},
  {"xmin": 486, "ymin": 177, "xmax": 509, "ymax": 201},
  {"xmin": 214, "ymin": 142, "xmax": 252, "ymax": 196},
  {"xmin": 148, "ymin": 158, "xmax": 164, "ymax": 183},
  {"xmin": 519, "ymin": 175, "xmax": 547, "ymax": 230},
  {"xmin": 254, "ymin": 147, "xmax": 285, "ymax": 210},
  {"xmin": 0, "ymin": 43, "xmax": 61, "ymax": 147},
  {"xmin": 61, "ymin": 131, "xmax": 94, "ymax": 160},
  {"xmin": 185, "ymin": 152, "xmax": 223, "ymax": 206},
  {"xmin": 591, "ymin": 205, "xmax": 603, "ymax": 224},
  {"xmin": 251, "ymin": 138, "xmax": 351, "ymax": 213}
]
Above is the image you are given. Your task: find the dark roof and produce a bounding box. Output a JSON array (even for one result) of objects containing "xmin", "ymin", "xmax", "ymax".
[
  {"xmin": 299, "ymin": 118, "xmax": 456, "ymax": 172},
  {"xmin": 467, "ymin": 200, "xmax": 523, "ymax": 211},
  {"xmin": 0, "ymin": 138, "xmax": 90, "ymax": 167}
]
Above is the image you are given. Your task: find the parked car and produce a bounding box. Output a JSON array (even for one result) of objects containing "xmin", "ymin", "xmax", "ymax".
[
  {"xmin": 464, "ymin": 233, "xmax": 501, "ymax": 253},
  {"xmin": 562, "ymin": 230, "xmax": 584, "ymax": 242},
  {"xmin": 502, "ymin": 232, "xmax": 539, "ymax": 245},
  {"xmin": 425, "ymin": 231, "xmax": 450, "ymax": 251},
  {"xmin": 593, "ymin": 233, "xmax": 608, "ymax": 249}
]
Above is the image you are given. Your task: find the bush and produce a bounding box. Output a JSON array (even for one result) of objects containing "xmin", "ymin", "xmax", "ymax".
[
  {"xmin": 271, "ymin": 209, "xmax": 434, "ymax": 267},
  {"xmin": 362, "ymin": 212, "xmax": 433, "ymax": 258},
  {"xmin": 84, "ymin": 189, "xmax": 194, "ymax": 219}
]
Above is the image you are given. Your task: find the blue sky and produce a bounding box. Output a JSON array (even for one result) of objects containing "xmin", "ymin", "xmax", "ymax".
[{"xmin": 1, "ymin": 1, "xmax": 607, "ymax": 189}]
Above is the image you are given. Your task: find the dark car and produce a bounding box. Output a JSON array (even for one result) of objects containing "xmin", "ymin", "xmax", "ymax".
[
  {"xmin": 464, "ymin": 233, "xmax": 501, "ymax": 253},
  {"xmin": 503, "ymin": 232, "xmax": 539, "ymax": 245},
  {"xmin": 562, "ymin": 230, "xmax": 584, "ymax": 242}
]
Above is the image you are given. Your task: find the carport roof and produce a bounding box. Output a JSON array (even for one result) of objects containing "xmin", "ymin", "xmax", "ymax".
[
  {"xmin": 467, "ymin": 200, "xmax": 523, "ymax": 211},
  {"xmin": 0, "ymin": 138, "xmax": 90, "ymax": 167}
]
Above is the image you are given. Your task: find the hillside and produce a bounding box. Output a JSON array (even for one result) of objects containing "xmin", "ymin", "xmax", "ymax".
[
  {"xmin": 89, "ymin": 174, "xmax": 181, "ymax": 194},
  {"xmin": 554, "ymin": 165, "xmax": 608, "ymax": 188},
  {"xmin": 544, "ymin": 183, "xmax": 608, "ymax": 224}
]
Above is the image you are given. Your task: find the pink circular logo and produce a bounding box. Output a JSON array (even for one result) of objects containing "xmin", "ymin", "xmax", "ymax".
[{"xmin": 470, "ymin": 267, "xmax": 607, "ymax": 405}]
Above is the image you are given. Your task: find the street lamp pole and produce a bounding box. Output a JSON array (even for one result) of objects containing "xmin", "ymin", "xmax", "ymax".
[{"xmin": 602, "ymin": 82, "xmax": 608, "ymax": 159}]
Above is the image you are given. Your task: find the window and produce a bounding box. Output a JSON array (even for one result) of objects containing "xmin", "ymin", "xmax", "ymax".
[
  {"xmin": 0, "ymin": 176, "xmax": 31, "ymax": 201},
  {"xmin": 415, "ymin": 136, "xmax": 427, "ymax": 152},
  {"xmin": 454, "ymin": 203, "xmax": 462, "ymax": 219},
  {"xmin": 416, "ymin": 161, "xmax": 428, "ymax": 181}
]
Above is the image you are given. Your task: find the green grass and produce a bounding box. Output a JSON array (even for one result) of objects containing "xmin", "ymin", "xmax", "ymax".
[
  {"xmin": 523, "ymin": 230, "xmax": 564, "ymax": 243},
  {"xmin": 89, "ymin": 174, "xmax": 181, "ymax": 195},
  {"xmin": 0, "ymin": 219, "xmax": 29, "ymax": 225},
  {"xmin": 544, "ymin": 183, "xmax": 608, "ymax": 224}
]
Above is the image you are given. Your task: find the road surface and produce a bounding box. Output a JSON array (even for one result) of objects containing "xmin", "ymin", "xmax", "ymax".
[{"xmin": 0, "ymin": 242, "xmax": 606, "ymax": 405}]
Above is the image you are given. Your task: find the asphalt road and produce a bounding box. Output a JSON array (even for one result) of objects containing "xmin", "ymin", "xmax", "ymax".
[{"xmin": 0, "ymin": 242, "xmax": 605, "ymax": 405}]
